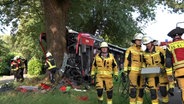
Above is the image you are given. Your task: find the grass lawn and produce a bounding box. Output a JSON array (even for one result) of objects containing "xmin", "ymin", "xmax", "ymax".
[
  {"xmin": 0, "ymin": 76, "xmax": 152, "ymax": 104},
  {"xmin": 0, "ymin": 89, "xmax": 97, "ymax": 104},
  {"xmin": 0, "ymin": 84, "xmax": 122, "ymax": 104}
]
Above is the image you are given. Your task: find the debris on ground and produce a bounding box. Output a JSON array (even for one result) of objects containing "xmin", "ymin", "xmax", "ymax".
[
  {"xmin": 16, "ymin": 86, "xmax": 39, "ymax": 93},
  {"xmin": 73, "ymin": 88, "xmax": 87, "ymax": 92},
  {"xmin": 40, "ymin": 83, "xmax": 51, "ymax": 91},
  {"xmin": 0, "ymin": 82, "xmax": 14, "ymax": 92},
  {"xmin": 59, "ymin": 86, "xmax": 71, "ymax": 92},
  {"xmin": 0, "ymin": 72, "xmax": 91, "ymax": 94},
  {"xmin": 78, "ymin": 96, "xmax": 89, "ymax": 101}
]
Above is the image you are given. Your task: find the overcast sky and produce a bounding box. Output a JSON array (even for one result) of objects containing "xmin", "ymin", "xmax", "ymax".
[{"xmin": 143, "ymin": 5, "xmax": 184, "ymax": 42}]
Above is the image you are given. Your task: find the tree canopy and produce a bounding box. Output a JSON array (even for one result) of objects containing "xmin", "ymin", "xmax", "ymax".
[
  {"xmin": 0, "ymin": 0, "xmax": 183, "ymax": 67},
  {"xmin": 0, "ymin": 36, "xmax": 9, "ymax": 56},
  {"xmin": 0, "ymin": 0, "xmax": 44, "ymax": 60}
]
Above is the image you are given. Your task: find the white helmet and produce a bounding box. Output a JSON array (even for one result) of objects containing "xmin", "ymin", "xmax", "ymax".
[
  {"xmin": 46, "ymin": 52, "xmax": 52, "ymax": 57},
  {"xmin": 17, "ymin": 56, "xmax": 21, "ymax": 59},
  {"xmin": 153, "ymin": 40, "xmax": 160, "ymax": 46},
  {"xmin": 142, "ymin": 36, "xmax": 153, "ymax": 45},
  {"xmin": 100, "ymin": 42, "xmax": 108, "ymax": 48},
  {"xmin": 13, "ymin": 56, "xmax": 18, "ymax": 60},
  {"xmin": 132, "ymin": 33, "xmax": 143, "ymax": 43}
]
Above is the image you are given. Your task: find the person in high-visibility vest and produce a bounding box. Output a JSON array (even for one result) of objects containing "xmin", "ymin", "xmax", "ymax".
[
  {"xmin": 123, "ymin": 33, "xmax": 144, "ymax": 104},
  {"xmin": 91, "ymin": 41, "xmax": 118, "ymax": 104},
  {"xmin": 166, "ymin": 27, "xmax": 184, "ymax": 103},
  {"xmin": 153, "ymin": 39, "xmax": 175, "ymax": 104},
  {"xmin": 138, "ymin": 36, "xmax": 173, "ymax": 104},
  {"xmin": 11, "ymin": 56, "xmax": 19, "ymax": 82},
  {"xmin": 17, "ymin": 56, "xmax": 24, "ymax": 82},
  {"xmin": 45, "ymin": 52, "xmax": 57, "ymax": 84}
]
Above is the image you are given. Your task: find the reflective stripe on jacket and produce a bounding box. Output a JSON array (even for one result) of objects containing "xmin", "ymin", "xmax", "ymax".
[
  {"xmin": 91, "ymin": 53, "xmax": 118, "ymax": 78},
  {"xmin": 143, "ymin": 46, "xmax": 165, "ymax": 68},
  {"xmin": 11, "ymin": 61, "xmax": 19, "ymax": 71},
  {"xmin": 17, "ymin": 59, "xmax": 25, "ymax": 69},
  {"xmin": 46, "ymin": 59, "xmax": 57, "ymax": 70},
  {"xmin": 167, "ymin": 40, "xmax": 184, "ymax": 70},
  {"xmin": 123, "ymin": 44, "xmax": 143, "ymax": 72}
]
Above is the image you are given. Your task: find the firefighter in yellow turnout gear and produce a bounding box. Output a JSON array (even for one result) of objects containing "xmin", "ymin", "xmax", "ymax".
[
  {"xmin": 138, "ymin": 36, "xmax": 173, "ymax": 104},
  {"xmin": 123, "ymin": 33, "xmax": 144, "ymax": 104},
  {"xmin": 166, "ymin": 28, "xmax": 184, "ymax": 103},
  {"xmin": 45, "ymin": 52, "xmax": 57, "ymax": 84},
  {"xmin": 91, "ymin": 42, "xmax": 118, "ymax": 104}
]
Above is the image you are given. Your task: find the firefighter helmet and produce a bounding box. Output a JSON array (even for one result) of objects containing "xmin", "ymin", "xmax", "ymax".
[
  {"xmin": 46, "ymin": 52, "xmax": 52, "ymax": 57},
  {"xmin": 153, "ymin": 40, "xmax": 160, "ymax": 46},
  {"xmin": 16, "ymin": 56, "xmax": 21, "ymax": 59},
  {"xmin": 13, "ymin": 56, "xmax": 18, "ymax": 60},
  {"xmin": 132, "ymin": 33, "xmax": 143, "ymax": 43},
  {"xmin": 167, "ymin": 27, "xmax": 184, "ymax": 38},
  {"xmin": 142, "ymin": 36, "xmax": 153, "ymax": 45},
  {"xmin": 100, "ymin": 42, "xmax": 108, "ymax": 48}
]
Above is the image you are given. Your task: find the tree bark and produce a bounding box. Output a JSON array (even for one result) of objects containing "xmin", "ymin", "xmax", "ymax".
[{"xmin": 41, "ymin": 0, "xmax": 70, "ymax": 68}]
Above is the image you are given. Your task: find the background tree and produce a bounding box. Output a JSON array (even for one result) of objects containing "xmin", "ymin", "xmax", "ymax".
[
  {"xmin": 0, "ymin": 36, "xmax": 13, "ymax": 75},
  {"xmin": 68, "ymin": 0, "xmax": 158, "ymax": 47},
  {"xmin": 0, "ymin": 0, "xmax": 44, "ymax": 60},
  {"xmin": 0, "ymin": 0, "xmax": 184, "ymax": 68},
  {"xmin": 0, "ymin": 37, "xmax": 9, "ymax": 56},
  {"xmin": 163, "ymin": 0, "xmax": 184, "ymax": 13},
  {"xmin": 41, "ymin": 0, "xmax": 70, "ymax": 67}
]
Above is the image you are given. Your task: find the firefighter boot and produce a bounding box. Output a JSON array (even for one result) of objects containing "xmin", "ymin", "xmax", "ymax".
[{"xmin": 107, "ymin": 99, "xmax": 112, "ymax": 104}]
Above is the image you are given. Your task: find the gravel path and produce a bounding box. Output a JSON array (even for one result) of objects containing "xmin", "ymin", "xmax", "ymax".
[{"xmin": 0, "ymin": 74, "xmax": 28, "ymax": 83}]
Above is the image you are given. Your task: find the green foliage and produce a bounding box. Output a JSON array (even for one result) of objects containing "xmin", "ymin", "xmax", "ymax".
[
  {"xmin": 0, "ymin": 60, "xmax": 9, "ymax": 75},
  {"xmin": 68, "ymin": 0, "xmax": 158, "ymax": 47},
  {"xmin": 0, "ymin": 53, "xmax": 14, "ymax": 75},
  {"xmin": 0, "ymin": 37, "xmax": 12, "ymax": 75},
  {"xmin": 0, "ymin": 0, "xmax": 44, "ymax": 61},
  {"xmin": 163, "ymin": 0, "xmax": 184, "ymax": 13},
  {"xmin": 68, "ymin": 0, "xmax": 184, "ymax": 47},
  {"xmin": 0, "ymin": 0, "xmax": 43, "ymax": 34},
  {"xmin": 0, "ymin": 0, "xmax": 184, "ymax": 67},
  {"xmin": 28, "ymin": 57, "xmax": 43, "ymax": 75},
  {"xmin": 0, "ymin": 37, "xmax": 9, "ymax": 56}
]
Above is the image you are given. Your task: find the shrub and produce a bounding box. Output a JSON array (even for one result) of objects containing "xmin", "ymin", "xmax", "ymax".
[
  {"xmin": 0, "ymin": 60, "xmax": 10, "ymax": 75},
  {"xmin": 0, "ymin": 54, "xmax": 14, "ymax": 75},
  {"xmin": 28, "ymin": 57, "xmax": 43, "ymax": 75}
]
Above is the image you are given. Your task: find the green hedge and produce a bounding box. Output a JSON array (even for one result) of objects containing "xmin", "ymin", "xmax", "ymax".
[
  {"xmin": 0, "ymin": 54, "xmax": 14, "ymax": 75},
  {"xmin": 28, "ymin": 57, "xmax": 43, "ymax": 75}
]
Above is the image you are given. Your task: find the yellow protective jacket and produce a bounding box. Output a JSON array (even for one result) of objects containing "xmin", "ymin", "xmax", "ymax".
[
  {"xmin": 143, "ymin": 46, "xmax": 165, "ymax": 68},
  {"xmin": 124, "ymin": 44, "xmax": 143, "ymax": 72},
  {"xmin": 45, "ymin": 57, "xmax": 57, "ymax": 70},
  {"xmin": 91, "ymin": 53, "xmax": 118, "ymax": 78},
  {"xmin": 166, "ymin": 39, "xmax": 184, "ymax": 76}
]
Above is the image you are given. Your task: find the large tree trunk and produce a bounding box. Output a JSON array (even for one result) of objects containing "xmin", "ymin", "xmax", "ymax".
[{"xmin": 41, "ymin": 0, "xmax": 70, "ymax": 68}]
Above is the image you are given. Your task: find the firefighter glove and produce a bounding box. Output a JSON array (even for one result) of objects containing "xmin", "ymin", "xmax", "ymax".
[
  {"xmin": 91, "ymin": 75, "xmax": 95, "ymax": 85},
  {"xmin": 168, "ymin": 75, "xmax": 174, "ymax": 82},
  {"xmin": 122, "ymin": 73, "xmax": 127, "ymax": 82},
  {"xmin": 91, "ymin": 75, "xmax": 95, "ymax": 80},
  {"xmin": 123, "ymin": 70, "xmax": 130, "ymax": 76},
  {"xmin": 114, "ymin": 75, "xmax": 118, "ymax": 82},
  {"xmin": 123, "ymin": 72, "xmax": 128, "ymax": 76},
  {"xmin": 161, "ymin": 68, "xmax": 166, "ymax": 74},
  {"xmin": 168, "ymin": 88, "xmax": 174, "ymax": 96}
]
